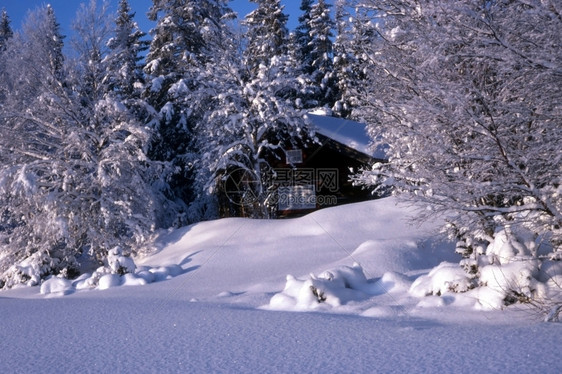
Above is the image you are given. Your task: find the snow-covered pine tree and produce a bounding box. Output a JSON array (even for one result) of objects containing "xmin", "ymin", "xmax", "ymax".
[
  {"xmin": 0, "ymin": 8, "xmax": 12, "ymax": 52},
  {"xmin": 351, "ymin": 0, "xmax": 561, "ymax": 275},
  {"xmin": 243, "ymin": 0, "xmax": 289, "ymax": 74},
  {"xmin": 331, "ymin": 0, "xmax": 356, "ymax": 117},
  {"xmin": 143, "ymin": 0, "xmax": 235, "ymax": 222},
  {"xmin": 42, "ymin": 5, "xmax": 66, "ymax": 81},
  {"xmin": 102, "ymin": 0, "xmax": 181, "ymax": 227},
  {"xmin": 341, "ymin": 1, "xmax": 387, "ymax": 120},
  {"xmin": 104, "ymin": 0, "xmax": 149, "ymax": 99},
  {"xmin": 295, "ymin": 0, "xmax": 314, "ymax": 76},
  {"xmin": 306, "ymin": 0, "xmax": 336, "ymax": 109},
  {"xmin": 189, "ymin": 0, "xmax": 312, "ymax": 218},
  {"xmin": 0, "ymin": 9, "xmax": 13, "ymax": 118},
  {"xmin": 195, "ymin": 50, "xmax": 312, "ymax": 218}
]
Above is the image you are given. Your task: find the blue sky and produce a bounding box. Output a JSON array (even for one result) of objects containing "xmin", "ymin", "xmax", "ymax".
[{"xmin": 0, "ymin": 0, "xmax": 304, "ymax": 36}]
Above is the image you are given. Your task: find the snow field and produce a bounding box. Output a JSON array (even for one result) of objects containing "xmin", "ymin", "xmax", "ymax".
[{"xmin": 2, "ymin": 197, "xmax": 561, "ymax": 373}]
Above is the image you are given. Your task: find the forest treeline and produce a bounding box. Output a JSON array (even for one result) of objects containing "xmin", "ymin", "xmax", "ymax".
[{"xmin": 0, "ymin": 0, "xmax": 560, "ymax": 299}]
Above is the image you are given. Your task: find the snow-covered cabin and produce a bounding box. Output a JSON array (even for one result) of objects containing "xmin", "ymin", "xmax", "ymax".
[
  {"xmin": 217, "ymin": 113, "xmax": 386, "ymax": 218},
  {"xmin": 270, "ymin": 113, "xmax": 386, "ymax": 217}
]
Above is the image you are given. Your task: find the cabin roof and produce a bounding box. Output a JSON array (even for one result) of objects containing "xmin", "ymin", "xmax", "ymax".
[{"xmin": 305, "ymin": 113, "xmax": 387, "ymax": 160}]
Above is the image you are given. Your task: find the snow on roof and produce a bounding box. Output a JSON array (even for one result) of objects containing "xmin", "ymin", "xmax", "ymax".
[{"xmin": 305, "ymin": 112, "xmax": 387, "ymax": 160}]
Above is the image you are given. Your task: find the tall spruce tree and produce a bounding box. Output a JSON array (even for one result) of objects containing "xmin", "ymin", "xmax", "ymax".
[
  {"xmin": 243, "ymin": 0, "xmax": 289, "ymax": 73},
  {"xmin": 193, "ymin": 0, "xmax": 312, "ymax": 218},
  {"xmin": 194, "ymin": 50, "xmax": 313, "ymax": 218},
  {"xmin": 0, "ymin": 9, "xmax": 12, "ymax": 52},
  {"xmin": 307, "ymin": 0, "xmax": 336, "ymax": 108},
  {"xmin": 0, "ymin": 9, "xmax": 13, "ymax": 110},
  {"xmin": 332, "ymin": 0, "xmax": 356, "ymax": 117},
  {"xmin": 295, "ymin": 0, "xmax": 314, "ymax": 75},
  {"xmin": 104, "ymin": 0, "xmax": 149, "ymax": 99},
  {"xmin": 144, "ymin": 0, "xmax": 235, "ymax": 222}
]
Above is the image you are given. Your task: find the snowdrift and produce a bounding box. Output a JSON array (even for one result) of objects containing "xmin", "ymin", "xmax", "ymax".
[
  {"xmin": 31, "ymin": 196, "xmax": 561, "ymax": 317},
  {"xmin": 3, "ymin": 197, "xmax": 562, "ymax": 374}
]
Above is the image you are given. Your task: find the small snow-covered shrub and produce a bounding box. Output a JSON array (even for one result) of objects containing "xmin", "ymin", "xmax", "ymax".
[
  {"xmin": 484, "ymin": 227, "xmax": 537, "ymax": 265},
  {"xmin": 73, "ymin": 262, "xmax": 182, "ymax": 290},
  {"xmin": 479, "ymin": 259, "xmax": 543, "ymax": 305},
  {"xmin": 409, "ymin": 262, "xmax": 473, "ymax": 297},
  {"xmin": 469, "ymin": 227, "xmax": 556, "ymax": 308},
  {"xmin": 68, "ymin": 246, "xmax": 137, "ymax": 289},
  {"xmin": 0, "ymin": 250, "xmax": 72, "ymax": 289},
  {"xmin": 107, "ymin": 246, "xmax": 136, "ymax": 275},
  {"xmin": 268, "ymin": 263, "xmax": 375, "ymax": 311},
  {"xmin": 413, "ymin": 225, "xmax": 562, "ymax": 314}
]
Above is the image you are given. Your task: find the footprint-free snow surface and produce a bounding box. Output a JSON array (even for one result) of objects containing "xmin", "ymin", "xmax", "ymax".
[{"xmin": 1, "ymin": 198, "xmax": 560, "ymax": 373}]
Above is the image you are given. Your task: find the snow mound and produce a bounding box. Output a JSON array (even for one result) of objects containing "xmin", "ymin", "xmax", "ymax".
[
  {"xmin": 369, "ymin": 271, "xmax": 412, "ymax": 295},
  {"xmin": 351, "ymin": 239, "xmax": 424, "ymax": 275},
  {"xmin": 98, "ymin": 274, "xmax": 122, "ymax": 290},
  {"xmin": 40, "ymin": 277, "xmax": 73, "ymax": 296}
]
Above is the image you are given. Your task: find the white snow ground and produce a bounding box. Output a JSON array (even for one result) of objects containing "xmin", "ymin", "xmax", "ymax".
[{"xmin": 1, "ymin": 198, "xmax": 561, "ymax": 373}]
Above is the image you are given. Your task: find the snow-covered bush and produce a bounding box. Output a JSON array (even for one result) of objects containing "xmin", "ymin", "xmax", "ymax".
[
  {"xmin": 0, "ymin": 4, "xmax": 166, "ymax": 289},
  {"xmin": 0, "ymin": 251, "xmax": 71, "ymax": 289},
  {"xmin": 466, "ymin": 226, "xmax": 551, "ymax": 306},
  {"xmin": 269, "ymin": 263, "xmax": 370, "ymax": 310},
  {"xmin": 409, "ymin": 262, "xmax": 473, "ymax": 298},
  {"xmin": 267, "ymin": 263, "xmax": 415, "ymax": 312},
  {"xmin": 107, "ymin": 246, "xmax": 136, "ymax": 275},
  {"xmin": 348, "ymin": 0, "xmax": 561, "ymax": 313},
  {"xmin": 410, "ymin": 226, "xmax": 561, "ymax": 311}
]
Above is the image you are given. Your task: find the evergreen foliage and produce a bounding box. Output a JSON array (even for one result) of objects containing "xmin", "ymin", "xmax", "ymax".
[
  {"xmin": 143, "ymin": 0, "xmax": 235, "ymax": 221},
  {"xmin": 0, "ymin": 8, "xmax": 12, "ymax": 52},
  {"xmin": 0, "ymin": 9, "xmax": 13, "ymax": 108},
  {"xmin": 307, "ymin": 0, "xmax": 335, "ymax": 108},
  {"xmin": 105, "ymin": 0, "xmax": 149, "ymax": 98},
  {"xmin": 332, "ymin": 0, "xmax": 356, "ymax": 117},
  {"xmin": 243, "ymin": 0, "xmax": 289, "ymax": 73},
  {"xmin": 295, "ymin": 0, "xmax": 314, "ymax": 75},
  {"xmin": 192, "ymin": 0, "xmax": 311, "ymax": 218}
]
